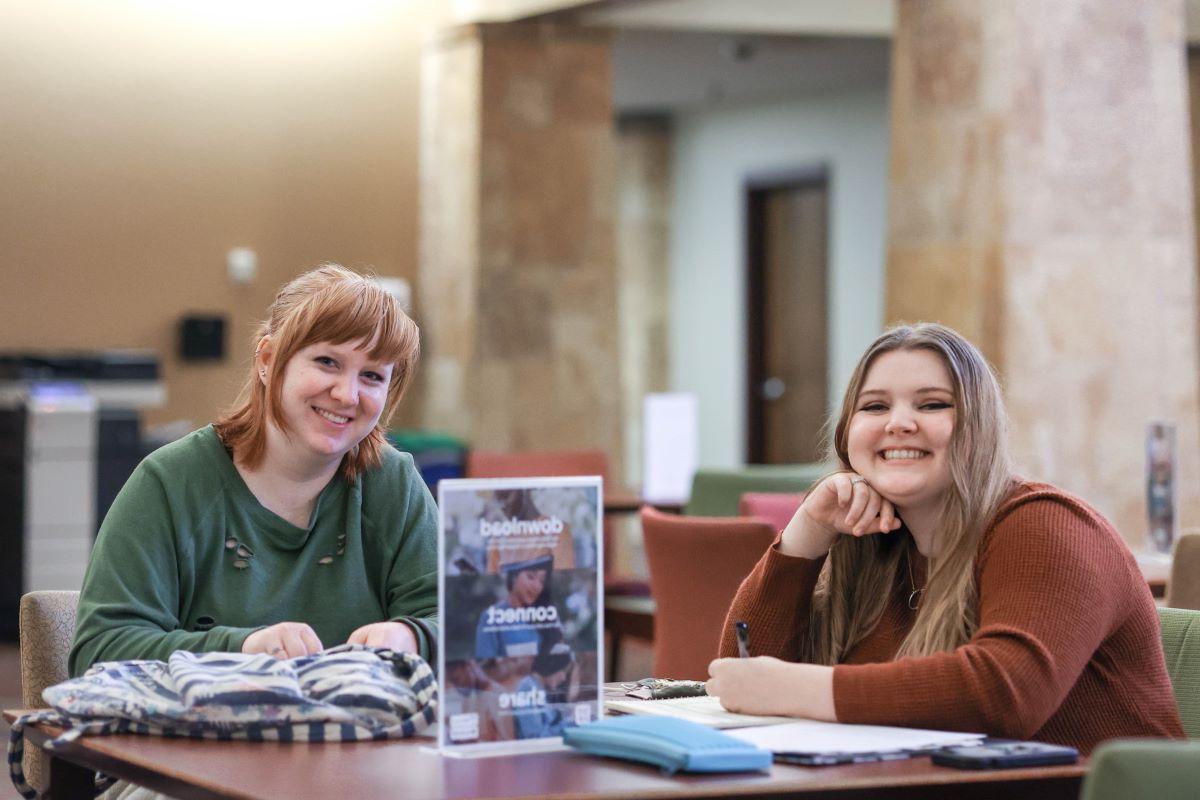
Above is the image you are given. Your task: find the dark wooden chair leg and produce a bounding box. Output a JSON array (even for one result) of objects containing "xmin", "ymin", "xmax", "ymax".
[
  {"xmin": 46, "ymin": 751, "xmax": 97, "ymax": 800},
  {"xmin": 608, "ymin": 631, "xmax": 622, "ymax": 682}
]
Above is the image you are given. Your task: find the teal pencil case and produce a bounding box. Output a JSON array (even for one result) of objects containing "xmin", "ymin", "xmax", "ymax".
[{"xmin": 562, "ymin": 716, "xmax": 772, "ymax": 775}]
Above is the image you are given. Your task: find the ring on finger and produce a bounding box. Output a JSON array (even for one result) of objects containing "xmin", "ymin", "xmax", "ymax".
[
  {"xmin": 269, "ymin": 646, "xmax": 285, "ymax": 655},
  {"xmin": 850, "ymin": 476, "xmax": 867, "ymax": 486}
]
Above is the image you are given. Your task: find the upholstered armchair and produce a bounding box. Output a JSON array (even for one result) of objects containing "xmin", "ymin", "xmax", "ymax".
[{"xmin": 18, "ymin": 590, "xmax": 80, "ymax": 793}]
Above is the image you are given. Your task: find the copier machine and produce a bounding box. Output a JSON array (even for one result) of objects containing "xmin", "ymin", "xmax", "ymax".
[{"xmin": 0, "ymin": 353, "xmax": 163, "ymax": 639}]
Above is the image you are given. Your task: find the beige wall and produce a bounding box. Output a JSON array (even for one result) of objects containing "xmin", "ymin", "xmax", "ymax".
[
  {"xmin": 616, "ymin": 117, "xmax": 672, "ymax": 484},
  {"xmin": 1192, "ymin": 48, "xmax": 1200, "ymax": 300},
  {"xmin": 0, "ymin": 1, "xmax": 450, "ymax": 429}
]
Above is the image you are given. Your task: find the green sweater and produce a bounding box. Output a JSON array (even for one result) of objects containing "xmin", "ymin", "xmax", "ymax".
[{"xmin": 69, "ymin": 425, "xmax": 439, "ymax": 677}]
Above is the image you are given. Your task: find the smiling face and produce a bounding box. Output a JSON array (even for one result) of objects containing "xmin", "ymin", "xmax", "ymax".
[
  {"xmin": 267, "ymin": 337, "xmax": 393, "ymax": 471},
  {"xmin": 845, "ymin": 348, "xmax": 956, "ymax": 518},
  {"xmin": 510, "ymin": 568, "xmax": 548, "ymax": 607}
]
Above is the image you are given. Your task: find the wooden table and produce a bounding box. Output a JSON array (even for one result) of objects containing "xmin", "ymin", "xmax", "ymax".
[
  {"xmin": 5, "ymin": 709, "xmax": 1085, "ymax": 800},
  {"xmin": 1139, "ymin": 557, "xmax": 1170, "ymax": 599},
  {"xmin": 603, "ymin": 486, "xmax": 683, "ymax": 515}
]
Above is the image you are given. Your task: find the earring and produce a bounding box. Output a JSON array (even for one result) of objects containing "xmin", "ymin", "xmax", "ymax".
[{"xmin": 259, "ymin": 368, "xmax": 266, "ymax": 378}]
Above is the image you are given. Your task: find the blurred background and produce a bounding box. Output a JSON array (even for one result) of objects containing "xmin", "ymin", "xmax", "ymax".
[{"xmin": 5, "ymin": 0, "xmax": 1200, "ymax": 758}]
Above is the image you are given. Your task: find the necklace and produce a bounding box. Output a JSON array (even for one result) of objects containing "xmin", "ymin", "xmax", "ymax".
[{"xmin": 906, "ymin": 555, "xmax": 924, "ymax": 611}]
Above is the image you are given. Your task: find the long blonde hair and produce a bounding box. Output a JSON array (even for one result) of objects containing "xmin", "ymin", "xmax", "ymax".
[
  {"xmin": 215, "ymin": 264, "xmax": 419, "ymax": 481},
  {"xmin": 801, "ymin": 323, "xmax": 1014, "ymax": 664}
]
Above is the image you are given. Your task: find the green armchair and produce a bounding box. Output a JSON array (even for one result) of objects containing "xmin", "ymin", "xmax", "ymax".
[
  {"xmin": 684, "ymin": 463, "xmax": 830, "ymax": 517},
  {"xmin": 1077, "ymin": 607, "xmax": 1200, "ymax": 800},
  {"xmin": 1159, "ymin": 606, "xmax": 1200, "ymax": 737},
  {"xmin": 1079, "ymin": 741, "xmax": 1200, "ymax": 800}
]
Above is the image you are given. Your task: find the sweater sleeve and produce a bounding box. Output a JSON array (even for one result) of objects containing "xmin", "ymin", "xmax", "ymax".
[
  {"xmin": 717, "ymin": 533, "xmax": 826, "ymax": 659},
  {"xmin": 832, "ymin": 497, "xmax": 1129, "ymax": 738},
  {"xmin": 69, "ymin": 463, "xmax": 258, "ymax": 676},
  {"xmin": 382, "ymin": 459, "xmax": 440, "ymax": 662}
]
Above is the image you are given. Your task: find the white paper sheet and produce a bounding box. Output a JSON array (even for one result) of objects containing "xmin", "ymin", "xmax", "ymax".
[
  {"xmin": 726, "ymin": 719, "xmax": 985, "ymax": 755},
  {"xmin": 605, "ymin": 695, "xmax": 794, "ymax": 729},
  {"xmin": 642, "ymin": 393, "xmax": 698, "ymax": 505}
]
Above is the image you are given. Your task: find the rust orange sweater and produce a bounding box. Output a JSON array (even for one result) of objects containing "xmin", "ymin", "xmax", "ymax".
[{"xmin": 719, "ymin": 481, "xmax": 1183, "ymax": 754}]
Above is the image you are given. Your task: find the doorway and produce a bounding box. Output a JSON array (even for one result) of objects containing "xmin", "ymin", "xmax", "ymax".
[{"xmin": 745, "ymin": 168, "xmax": 830, "ymax": 465}]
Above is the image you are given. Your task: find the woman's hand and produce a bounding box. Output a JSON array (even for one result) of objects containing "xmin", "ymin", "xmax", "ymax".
[
  {"xmin": 780, "ymin": 473, "xmax": 902, "ymax": 559},
  {"xmin": 347, "ymin": 621, "xmax": 418, "ymax": 653},
  {"xmin": 242, "ymin": 622, "xmax": 323, "ymax": 659},
  {"xmin": 706, "ymin": 656, "xmax": 836, "ymax": 721}
]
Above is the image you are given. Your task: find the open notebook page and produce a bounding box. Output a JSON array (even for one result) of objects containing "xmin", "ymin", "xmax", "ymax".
[
  {"xmin": 605, "ymin": 695, "xmax": 794, "ymax": 729},
  {"xmin": 727, "ymin": 719, "xmax": 985, "ymax": 755}
]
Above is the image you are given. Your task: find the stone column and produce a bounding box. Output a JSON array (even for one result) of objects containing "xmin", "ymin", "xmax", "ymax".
[
  {"xmin": 419, "ymin": 23, "xmax": 622, "ymax": 475},
  {"xmin": 886, "ymin": 0, "xmax": 1200, "ymax": 546},
  {"xmin": 615, "ymin": 115, "xmax": 673, "ymax": 487},
  {"xmin": 1190, "ymin": 47, "xmax": 1200, "ymax": 310}
]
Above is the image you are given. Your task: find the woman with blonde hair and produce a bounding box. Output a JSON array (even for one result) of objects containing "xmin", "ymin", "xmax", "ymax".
[
  {"xmin": 707, "ymin": 323, "xmax": 1182, "ymax": 753},
  {"xmin": 71, "ymin": 264, "xmax": 438, "ymax": 675}
]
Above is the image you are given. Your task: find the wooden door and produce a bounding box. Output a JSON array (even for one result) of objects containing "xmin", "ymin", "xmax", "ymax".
[{"xmin": 746, "ymin": 172, "xmax": 829, "ymax": 464}]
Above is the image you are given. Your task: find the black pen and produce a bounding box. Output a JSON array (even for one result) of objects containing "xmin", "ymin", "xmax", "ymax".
[{"xmin": 735, "ymin": 620, "xmax": 750, "ymax": 658}]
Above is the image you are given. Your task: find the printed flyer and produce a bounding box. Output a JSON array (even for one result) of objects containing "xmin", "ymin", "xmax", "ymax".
[{"xmin": 438, "ymin": 477, "xmax": 603, "ymax": 752}]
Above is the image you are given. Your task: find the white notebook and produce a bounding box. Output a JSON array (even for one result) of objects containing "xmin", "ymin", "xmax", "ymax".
[
  {"xmin": 605, "ymin": 695, "xmax": 985, "ymax": 758},
  {"xmin": 727, "ymin": 719, "xmax": 985, "ymax": 756},
  {"xmin": 604, "ymin": 695, "xmax": 793, "ymax": 729}
]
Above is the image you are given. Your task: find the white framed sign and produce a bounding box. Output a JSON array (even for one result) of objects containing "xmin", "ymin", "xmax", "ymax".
[
  {"xmin": 643, "ymin": 392, "xmax": 698, "ymax": 505},
  {"xmin": 437, "ymin": 477, "xmax": 604, "ymax": 754}
]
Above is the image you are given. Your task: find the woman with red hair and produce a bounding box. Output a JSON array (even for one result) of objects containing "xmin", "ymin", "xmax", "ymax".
[{"xmin": 71, "ymin": 264, "xmax": 437, "ymax": 675}]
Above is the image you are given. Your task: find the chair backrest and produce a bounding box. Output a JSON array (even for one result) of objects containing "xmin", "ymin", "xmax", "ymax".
[
  {"xmin": 18, "ymin": 590, "xmax": 80, "ymax": 794},
  {"xmin": 465, "ymin": 449, "xmax": 608, "ymax": 480},
  {"xmin": 1079, "ymin": 740, "xmax": 1200, "ymax": 800},
  {"xmin": 685, "ymin": 464, "xmax": 827, "ymax": 517},
  {"xmin": 1158, "ymin": 606, "xmax": 1200, "ymax": 738},
  {"xmin": 640, "ymin": 507, "xmax": 776, "ymax": 680},
  {"xmin": 19, "ymin": 590, "xmax": 80, "ymax": 709},
  {"xmin": 1168, "ymin": 534, "xmax": 1200, "ymax": 610},
  {"xmin": 737, "ymin": 492, "xmax": 805, "ymax": 532}
]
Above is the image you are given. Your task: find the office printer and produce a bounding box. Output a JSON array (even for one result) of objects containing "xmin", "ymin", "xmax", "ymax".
[{"xmin": 0, "ymin": 352, "xmax": 163, "ymax": 639}]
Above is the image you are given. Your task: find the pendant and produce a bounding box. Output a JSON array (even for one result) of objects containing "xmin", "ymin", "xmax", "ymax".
[{"xmin": 908, "ymin": 589, "xmax": 921, "ymax": 611}]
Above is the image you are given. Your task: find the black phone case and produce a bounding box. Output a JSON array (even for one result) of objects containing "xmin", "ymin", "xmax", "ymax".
[{"xmin": 930, "ymin": 740, "xmax": 1078, "ymax": 770}]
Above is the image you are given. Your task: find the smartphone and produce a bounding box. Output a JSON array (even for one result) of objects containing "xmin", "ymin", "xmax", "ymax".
[{"xmin": 931, "ymin": 740, "xmax": 1078, "ymax": 770}]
